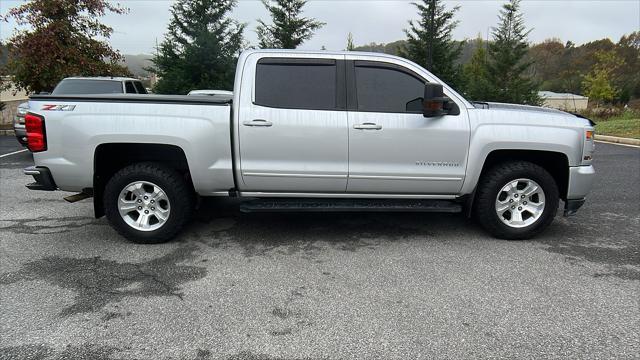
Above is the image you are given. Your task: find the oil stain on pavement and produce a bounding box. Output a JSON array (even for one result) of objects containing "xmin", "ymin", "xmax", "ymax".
[
  {"xmin": 0, "ymin": 216, "xmax": 101, "ymax": 235},
  {"xmin": 0, "ymin": 244, "xmax": 207, "ymax": 316}
]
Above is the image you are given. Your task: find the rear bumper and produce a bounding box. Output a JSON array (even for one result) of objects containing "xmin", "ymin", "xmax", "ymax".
[{"xmin": 24, "ymin": 166, "xmax": 57, "ymax": 191}]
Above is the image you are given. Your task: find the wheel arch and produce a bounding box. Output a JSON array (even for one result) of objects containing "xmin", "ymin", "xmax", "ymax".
[
  {"xmin": 93, "ymin": 143, "xmax": 193, "ymax": 218},
  {"xmin": 480, "ymin": 149, "xmax": 569, "ymax": 199},
  {"xmin": 464, "ymin": 149, "xmax": 570, "ymax": 217}
]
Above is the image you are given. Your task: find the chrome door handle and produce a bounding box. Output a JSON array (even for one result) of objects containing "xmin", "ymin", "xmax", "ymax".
[
  {"xmin": 354, "ymin": 123, "xmax": 382, "ymax": 130},
  {"xmin": 243, "ymin": 119, "xmax": 273, "ymax": 127}
]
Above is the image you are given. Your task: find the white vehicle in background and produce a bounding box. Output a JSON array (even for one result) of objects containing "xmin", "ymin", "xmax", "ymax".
[{"xmin": 14, "ymin": 77, "xmax": 147, "ymax": 146}]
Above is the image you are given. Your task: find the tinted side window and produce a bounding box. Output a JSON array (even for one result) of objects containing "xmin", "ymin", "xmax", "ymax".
[
  {"xmin": 125, "ymin": 82, "xmax": 136, "ymax": 94},
  {"xmin": 355, "ymin": 64, "xmax": 425, "ymax": 113},
  {"xmin": 133, "ymin": 81, "xmax": 147, "ymax": 94},
  {"xmin": 52, "ymin": 80, "xmax": 123, "ymax": 94},
  {"xmin": 255, "ymin": 59, "xmax": 337, "ymax": 110}
]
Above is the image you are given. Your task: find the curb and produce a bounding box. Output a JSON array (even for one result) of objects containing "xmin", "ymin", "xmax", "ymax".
[
  {"xmin": 594, "ymin": 134, "xmax": 640, "ymax": 146},
  {"xmin": 0, "ymin": 130, "xmax": 16, "ymax": 136}
]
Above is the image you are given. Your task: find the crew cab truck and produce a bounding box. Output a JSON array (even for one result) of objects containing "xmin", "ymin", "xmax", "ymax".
[{"xmin": 23, "ymin": 50, "xmax": 596, "ymax": 243}]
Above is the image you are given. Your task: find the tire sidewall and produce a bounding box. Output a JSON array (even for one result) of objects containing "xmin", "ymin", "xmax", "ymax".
[
  {"xmin": 104, "ymin": 165, "xmax": 190, "ymax": 243},
  {"xmin": 479, "ymin": 163, "xmax": 559, "ymax": 239}
]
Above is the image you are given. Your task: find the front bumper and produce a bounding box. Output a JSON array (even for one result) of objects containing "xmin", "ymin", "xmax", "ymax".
[
  {"xmin": 567, "ymin": 165, "xmax": 595, "ymax": 199},
  {"xmin": 564, "ymin": 165, "xmax": 595, "ymax": 216},
  {"xmin": 564, "ymin": 199, "xmax": 586, "ymax": 216},
  {"xmin": 24, "ymin": 166, "xmax": 57, "ymax": 191}
]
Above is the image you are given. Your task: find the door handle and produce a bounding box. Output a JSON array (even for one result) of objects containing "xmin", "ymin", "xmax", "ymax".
[
  {"xmin": 354, "ymin": 123, "xmax": 382, "ymax": 130},
  {"xmin": 243, "ymin": 119, "xmax": 273, "ymax": 127}
]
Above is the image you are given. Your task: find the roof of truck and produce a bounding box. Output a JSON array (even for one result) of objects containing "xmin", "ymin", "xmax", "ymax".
[{"xmin": 241, "ymin": 49, "xmax": 404, "ymax": 59}]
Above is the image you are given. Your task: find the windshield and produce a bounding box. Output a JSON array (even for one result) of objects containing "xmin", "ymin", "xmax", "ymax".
[{"xmin": 52, "ymin": 79, "xmax": 124, "ymax": 94}]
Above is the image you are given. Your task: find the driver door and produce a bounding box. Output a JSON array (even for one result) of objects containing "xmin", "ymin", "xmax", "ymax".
[{"xmin": 347, "ymin": 60, "xmax": 470, "ymax": 194}]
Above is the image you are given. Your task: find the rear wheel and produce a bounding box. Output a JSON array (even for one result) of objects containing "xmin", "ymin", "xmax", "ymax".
[
  {"xmin": 474, "ymin": 161, "xmax": 559, "ymax": 240},
  {"xmin": 104, "ymin": 163, "xmax": 193, "ymax": 244}
]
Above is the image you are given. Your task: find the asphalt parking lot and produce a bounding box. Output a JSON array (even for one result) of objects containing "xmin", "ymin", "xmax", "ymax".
[{"xmin": 1, "ymin": 136, "xmax": 638, "ymax": 359}]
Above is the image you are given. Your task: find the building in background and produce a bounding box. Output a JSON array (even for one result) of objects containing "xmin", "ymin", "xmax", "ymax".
[
  {"xmin": 539, "ymin": 91, "xmax": 589, "ymax": 112},
  {"xmin": 0, "ymin": 76, "xmax": 29, "ymax": 133}
]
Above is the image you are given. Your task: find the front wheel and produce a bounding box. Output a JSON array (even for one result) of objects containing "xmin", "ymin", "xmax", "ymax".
[
  {"xmin": 104, "ymin": 163, "xmax": 194, "ymax": 244},
  {"xmin": 474, "ymin": 161, "xmax": 559, "ymax": 240}
]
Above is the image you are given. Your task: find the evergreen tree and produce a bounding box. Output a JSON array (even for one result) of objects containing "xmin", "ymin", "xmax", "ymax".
[
  {"xmin": 346, "ymin": 32, "xmax": 355, "ymax": 51},
  {"xmin": 401, "ymin": 0, "xmax": 463, "ymax": 89},
  {"xmin": 463, "ymin": 36, "xmax": 492, "ymax": 101},
  {"xmin": 257, "ymin": 0, "xmax": 325, "ymax": 49},
  {"xmin": 485, "ymin": 0, "xmax": 540, "ymax": 105},
  {"xmin": 150, "ymin": 0, "xmax": 245, "ymax": 94}
]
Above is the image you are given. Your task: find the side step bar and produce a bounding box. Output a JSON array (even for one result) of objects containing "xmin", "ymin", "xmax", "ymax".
[{"xmin": 240, "ymin": 198, "xmax": 462, "ymax": 213}]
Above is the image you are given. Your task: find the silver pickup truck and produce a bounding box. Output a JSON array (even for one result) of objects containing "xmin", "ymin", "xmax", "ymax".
[{"xmin": 23, "ymin": 50, "xmax": 595, "ymax": 243}]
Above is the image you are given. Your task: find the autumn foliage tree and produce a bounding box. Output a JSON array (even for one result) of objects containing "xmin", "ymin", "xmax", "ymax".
[
  {"xmin": 582, "ymin": 50, "xmax": 624, "ymax": 105},
  {"xmin": 2, "ymin": 0, "xmax": 131, "ymax": 93}
]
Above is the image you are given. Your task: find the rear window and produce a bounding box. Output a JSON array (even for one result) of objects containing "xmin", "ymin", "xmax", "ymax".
[
  {"xmin": 254, "ymin": 58, "xmax": 337, "ymax": 111},
  {"xmin": 52, "ymin": 80, "xmax": 123, "ymax": 95},
  {"xmin": 133, "ymin": 81, "xmax": 147, "ymax": 94},
  {"xmin": 125, "ymin": 81, "xmax": 136, "ymax": 94}
]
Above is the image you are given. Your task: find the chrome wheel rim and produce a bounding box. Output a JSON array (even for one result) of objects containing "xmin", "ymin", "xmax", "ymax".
[
  {"xmin": 495, "ymin": 178, "xmax": 545, "ymax": 228},
  {"xmin": 118, "ymin": 181, "xmax": 170, "ymax": 232}
]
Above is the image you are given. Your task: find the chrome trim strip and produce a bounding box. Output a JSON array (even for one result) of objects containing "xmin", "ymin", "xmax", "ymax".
[
  {"xmin": 349, "ymin": 175, "xmax": 463, "ymax": 181},
  {"xmin": 242, "ymin": 172, "xmax": 347, "ymax": 179},
  {"xmin": 242, "ymin": 173, "xmax": 462, "ymax": 181},
  {"xmin": 207, "ymin": 191, "xmax": 232, "ymax": 196},
  {"xmin": 239, "ymin": 191, "xmax": 458, "ymax": 199}
]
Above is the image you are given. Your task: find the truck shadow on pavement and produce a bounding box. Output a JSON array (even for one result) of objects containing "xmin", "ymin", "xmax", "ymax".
[{"xmin": 187, "ymin": 197, "xmax": 479, "ymax": 258}]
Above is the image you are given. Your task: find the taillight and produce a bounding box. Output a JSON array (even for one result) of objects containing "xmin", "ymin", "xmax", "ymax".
[{"xmin": 25, "ymin": 113, "xmax": 47, "ymax": 152}]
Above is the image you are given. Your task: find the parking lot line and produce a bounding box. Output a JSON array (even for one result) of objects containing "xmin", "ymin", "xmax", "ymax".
[{"xmin": 0, "ymin": 149, "xmax": 28, "ymax": 158}]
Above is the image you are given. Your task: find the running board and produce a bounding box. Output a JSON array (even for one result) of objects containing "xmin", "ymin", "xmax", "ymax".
[{"xmin": 239, "ymin": 198, "xmax": 462, "ymax": 213}]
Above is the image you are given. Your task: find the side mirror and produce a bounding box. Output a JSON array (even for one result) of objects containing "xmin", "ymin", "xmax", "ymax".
[{"xmin": 423, "ymin": 83, "xmax": 459, "ymax": 117}]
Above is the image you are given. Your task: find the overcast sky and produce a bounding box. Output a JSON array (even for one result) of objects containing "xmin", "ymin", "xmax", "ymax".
[{"xmin": 1, "ymin": 0, "xmax": 639, "ymax": 55}]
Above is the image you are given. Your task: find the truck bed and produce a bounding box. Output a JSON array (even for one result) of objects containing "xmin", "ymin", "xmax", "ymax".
[{"xmin": 28, "ymin": 94, "xmax": 236, "ymax": 195}]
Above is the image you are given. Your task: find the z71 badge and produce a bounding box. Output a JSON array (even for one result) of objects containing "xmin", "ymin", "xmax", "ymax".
[{"xmin": 42, "ymin": 104, "xmax": 76, "ymax": 111}]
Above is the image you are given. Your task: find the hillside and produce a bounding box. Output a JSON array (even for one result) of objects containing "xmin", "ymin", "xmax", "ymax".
[{"xmin": 121, "ymin": 54, "xmax": 153, "ymax": 78}]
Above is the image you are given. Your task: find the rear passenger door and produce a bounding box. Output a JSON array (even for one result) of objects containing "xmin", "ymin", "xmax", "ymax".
[{"xmin": 237, "ymin": 55, "xmax": 348, "ymax": 193}]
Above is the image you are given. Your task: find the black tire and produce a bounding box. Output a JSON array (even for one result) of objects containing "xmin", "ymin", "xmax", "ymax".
[
  {"xmin": 474, "ymin": 161, "xmax": 559, "ymax": 240},
  {"xmin": 104, "ymin": 162, "xmax": 194, "ymax": 244}
]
